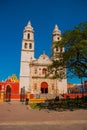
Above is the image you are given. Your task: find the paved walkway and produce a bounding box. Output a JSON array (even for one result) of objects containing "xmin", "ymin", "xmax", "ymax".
[{"xmin": 0, "ymin": 102, "xmax": 87, "ymax": 130}]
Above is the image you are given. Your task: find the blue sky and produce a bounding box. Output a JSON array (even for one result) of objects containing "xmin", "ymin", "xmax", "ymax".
[{"xmin": 0, "ymin": 0, "xmax": 87, "ymax": 83}]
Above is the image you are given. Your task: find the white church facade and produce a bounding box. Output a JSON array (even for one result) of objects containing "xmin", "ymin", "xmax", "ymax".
[{"xmin": 20, "ymin": 21, "xmax": 67, "ymax": 95}]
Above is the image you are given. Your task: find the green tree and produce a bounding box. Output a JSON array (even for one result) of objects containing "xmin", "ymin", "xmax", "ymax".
[{"xmin": 48, "ymin": 22, "xmax": 87, "ymax": 80}]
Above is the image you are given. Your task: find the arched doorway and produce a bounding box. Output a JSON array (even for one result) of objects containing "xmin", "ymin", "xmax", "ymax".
[
  {"xmin": 41, "ymin": 82, "xmax": 48, "ymax": 93},
  {"xmin": 6, "ymin": 85, "xmax": 11, "ymax": 102}
]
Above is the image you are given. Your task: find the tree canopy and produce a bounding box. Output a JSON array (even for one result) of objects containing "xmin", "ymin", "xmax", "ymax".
[{"xmin": 48, "ymin": 22, "xmax": 87, "ymax": 80}]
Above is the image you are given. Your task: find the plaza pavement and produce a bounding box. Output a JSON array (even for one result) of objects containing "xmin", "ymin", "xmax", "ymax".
[{"xmin": 0, "ymin": 101, "xmax": 87, "ymax": 130}]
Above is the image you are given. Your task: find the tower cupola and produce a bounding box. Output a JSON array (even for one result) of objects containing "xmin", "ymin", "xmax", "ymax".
[
  {"xmin": 52, "ymin": 24, "xmax": 61, "ymax": 42},
  {"xmin": 23, "ymin": 21, "xmax": 34, "ymax": 40},
  {"xmin": 24, "ymin": 21, "xmax": 34, "ymax": 32}
]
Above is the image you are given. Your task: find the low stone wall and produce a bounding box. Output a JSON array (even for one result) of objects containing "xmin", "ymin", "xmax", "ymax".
[{"xmin": 30, "ymin": 98, "xmax": 46, "ymax": 103}]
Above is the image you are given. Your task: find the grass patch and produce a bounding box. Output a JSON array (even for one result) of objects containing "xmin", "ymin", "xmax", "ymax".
[
  {"xmin": 29, "ymin": 97, "xmax": 87, "ymax": 110},
  {"xmin": 30, "ymin": 103, "xmax": 41, "ymax": 109}
]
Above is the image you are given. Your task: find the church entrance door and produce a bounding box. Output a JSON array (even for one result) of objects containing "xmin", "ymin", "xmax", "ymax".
[
  {"xmin": 6, "ymin": 85, "xmax": 11, "ymax": 102},
  {"xmin": 41, "ymin": 82, "xmax": 48, "ymax": 93}
]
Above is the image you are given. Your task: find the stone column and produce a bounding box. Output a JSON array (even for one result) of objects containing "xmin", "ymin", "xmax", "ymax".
[{"xmin": 0, "ymin": 90, "xmax": 5, "ymax": 102}]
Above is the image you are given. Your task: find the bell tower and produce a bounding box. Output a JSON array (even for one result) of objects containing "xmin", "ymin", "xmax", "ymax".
[
  {"xmin": 52, "ymin": 25, "xmax": 62, "ymax": 59},
  {"xmin": 51, "ymin": 25, "xmax": 67, "ymax": 94},
  {"xmin": 20, "ymin": 21, "xmax": 35, "ymax": 91}
]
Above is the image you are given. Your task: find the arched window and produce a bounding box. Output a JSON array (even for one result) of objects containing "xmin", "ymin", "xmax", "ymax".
[
  {"xmin": 56, "ymin": 47, "xmax": 58, "ymax": 51},
  {"xmin": 35, "ymin": 68, "xmax": 37, "ymax": 74},
  {"xmin": 27, "ymin": 33, "xmax": 30, "ymax": 39},
  {"xmin": 34, "ymin": 83, "xmax": 37, "ymax": 90},
  {"xmin": 52, "ymin": 84, "xmax": 54, "ymax": 90},
  {"xmin": 42, "ymin": 68, "xmax": 46, "ymax": 74},
  {"xmin": 60, "ymin": 47, "xmax": 63, "ymax": 52},
  {"xmin": 57, "ymin": 37, "xmax": 60, "ymax": 40},
  {"xmin": 24, "ymin": 43, "xmax": 27, "ymax": 48},
  {"xmin": 29, "ymin": 43, "xmax": 32, "ymax": 49}
]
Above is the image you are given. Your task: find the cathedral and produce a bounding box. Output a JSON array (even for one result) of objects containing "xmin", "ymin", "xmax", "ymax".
[{"xmin": 20, "ymin": 21, "xmax": 67, "ymax": 96}]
